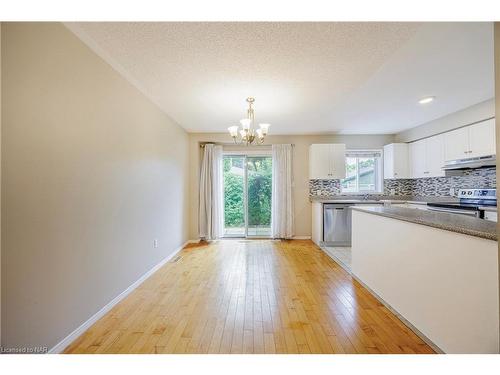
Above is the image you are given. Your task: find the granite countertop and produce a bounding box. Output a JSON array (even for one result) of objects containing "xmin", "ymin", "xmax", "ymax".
[
  {"xmin": 351, "ymin": 206, "xmax": 497, "ymax": 241},
  {"xmin": 310, "ymin": 195, "xmax": 405, "ymax": 203},
  {"xmin": 310, "ymin": 195, "xmax": 460, "ymax": 204}
]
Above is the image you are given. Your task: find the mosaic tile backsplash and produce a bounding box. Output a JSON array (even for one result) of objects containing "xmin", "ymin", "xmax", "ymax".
[{"xmin": 309, "ymin": 167, "xmax": 496, "ymax": 197}]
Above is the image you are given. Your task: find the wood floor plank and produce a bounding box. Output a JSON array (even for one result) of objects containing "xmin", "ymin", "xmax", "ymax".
[{"xmin": 63, "ymin": 240, "xmax": 435, "ymax": 354}]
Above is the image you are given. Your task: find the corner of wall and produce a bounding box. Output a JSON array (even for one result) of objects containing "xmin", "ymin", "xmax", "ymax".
[
  {"xmin": 0, "ymin": 20, "xmax": 3, "ymax": 347},
  {"xmin": 493, "ymin": 22, "xmax": 500, "ymax": 348}
]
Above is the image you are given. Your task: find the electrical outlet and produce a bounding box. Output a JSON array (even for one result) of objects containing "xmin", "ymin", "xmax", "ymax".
[
  {"xmin": 449, "ymin": 188, "xmax": 455, "ymax": 196},
  {"xmin": 153, "ymin": 239, "xmax": 159, "ymax": 248},
  {"xmin": 390, "ymin": 188, "xmax": 395, "ymax": 195}
]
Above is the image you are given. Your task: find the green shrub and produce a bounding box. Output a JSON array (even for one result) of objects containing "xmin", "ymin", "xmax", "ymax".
[{"xmin": 223, "ymin": 157, "xmax": 272, "ymax": 228}]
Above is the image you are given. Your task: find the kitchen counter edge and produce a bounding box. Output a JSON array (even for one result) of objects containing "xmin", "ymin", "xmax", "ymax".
[{"xmin": 351, "ymin": 206, "xmax": 497, "ymax": 241}]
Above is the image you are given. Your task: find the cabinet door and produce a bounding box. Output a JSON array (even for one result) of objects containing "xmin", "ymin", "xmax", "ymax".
[
  {"xmin": 444, "ymin": 127, "xmax": 469, "ymax": 161},
  {"xmin": 392, "ymin": 144, "xmax": 409, "ymax": 179},
  {"xmin": 309, "ymin": 144, "xmax": 331, "ymax": 179},
  {"xmin": 425, "ymin": 134, "xmax": 445, "ymax": 177},
  {"xmin": 383, "ymin": 144, "xmax": 394, "ymax": 179},
  {"xmin": 330, "ymin": 144, "xmax": 346, "ymax": 179},
  {"xmin": 383, "ymin": 143, "xmax": 409, "ymax": 179},
  {"xmin": 469, "ymin": 119, "xmax": 496, "ymax": 157},
  {"xmin": 409, "ymin": 140, "xmax": 426, "ymax": 178}
]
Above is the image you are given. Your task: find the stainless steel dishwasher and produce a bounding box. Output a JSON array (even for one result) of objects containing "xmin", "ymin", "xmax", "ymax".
[{"xmin": 323, "ymin": 204, "xmax": 352, "ymax": 246}]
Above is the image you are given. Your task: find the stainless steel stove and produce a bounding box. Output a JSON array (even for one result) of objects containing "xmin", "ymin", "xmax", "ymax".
[{"xmin": 427, "ymin": 189, "xmax": 497, "ymax": 218}]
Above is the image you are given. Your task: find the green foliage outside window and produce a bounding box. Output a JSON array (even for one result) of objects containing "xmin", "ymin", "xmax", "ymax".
[
  {"xmin": 223, "ymin": 158, "xmax": 245, "ymax": 227},
  {"xmin": 223, "ymin": 156, "xmax": 272, "ymax": 228},
  {"xmin": 247, "ymin": 157, "xmax": 272, "ymax": 227}
]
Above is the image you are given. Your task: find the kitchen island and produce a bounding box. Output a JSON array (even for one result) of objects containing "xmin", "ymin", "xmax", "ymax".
[{"xmin": 351, "ymin": 206, "xmax": 499, "ymax": 353}]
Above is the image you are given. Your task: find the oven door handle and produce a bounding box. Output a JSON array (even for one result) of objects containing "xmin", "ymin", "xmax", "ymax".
[{"xmin": 428, "ymin": 206, "xmax": 479, "ymax": 217}]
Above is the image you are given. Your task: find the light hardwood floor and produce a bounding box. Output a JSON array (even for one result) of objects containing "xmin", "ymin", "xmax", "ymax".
[{"xmin": 63, "ymin": 240, "xmax": 435, "ymax": 354}]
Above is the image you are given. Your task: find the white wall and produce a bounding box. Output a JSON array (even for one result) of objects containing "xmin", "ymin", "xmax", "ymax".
[
  {"xmin": 395, "ymin": 98, "xmax": 495, "ymax": 142},
  {"xmin": 188, "ymin": 133, "xmax": 395, "ymax": 239},
  {"xmin": 1, "ymin": 23, "xmax": 189, "ymax": 350}
]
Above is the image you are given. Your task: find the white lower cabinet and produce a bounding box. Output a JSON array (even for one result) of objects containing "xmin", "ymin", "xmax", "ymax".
[
  {"xmin": 352, "ymin": 210, "xmax": 499, "ymax": 353},
  {"xmin": 311, "ymin": 202, "xmax": 323, "ymax": 246},
  {"xmin": 484, "ymin": 211, "xmax": 498, "ymax": 222}
]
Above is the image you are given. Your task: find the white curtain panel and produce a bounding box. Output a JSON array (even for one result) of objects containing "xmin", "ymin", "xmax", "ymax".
[
  {"xmin": 198, "ymin": 144, "xmax": 224, "ymax": 240},
  {"xmin": 272, "ymin": 144, "xmax": 294, "ymax": 239}
]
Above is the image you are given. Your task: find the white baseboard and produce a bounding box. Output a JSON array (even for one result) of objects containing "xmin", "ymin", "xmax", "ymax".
[
  {"xmin": 292, "ymin": 236, "xmax": 311, "ymax": 240},
  {"xmin": 48, "ymin": 240, "xmax": 189, "ymax": 354},
  {"xmin": 187, "ymin": 239, "xmax": 200, "ymax": 244}
]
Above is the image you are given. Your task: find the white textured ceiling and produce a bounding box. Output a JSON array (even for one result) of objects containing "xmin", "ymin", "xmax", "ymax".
[{"xmin": 66, "ymin": 22, "xmax": 494, "ymax": 135}]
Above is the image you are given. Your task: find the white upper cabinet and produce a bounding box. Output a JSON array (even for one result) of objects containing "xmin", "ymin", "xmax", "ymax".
[
  {"xmin": 469, "ymin": 118, "xmax": 496, "ymax": 158},
  {"xmin": 384, "ymin": 119, "xmax": 495, "ymax": 181},
  {"xmin": 409, "ymin": 139, "xmax": 427, "ymax": 178},
  {"xmin": 425, "ymin": 134, "xmax": 446, "ymax": 177},
  {"xmin": 383, "ymin": 143, "xmax": 409, "ymax": 179},
  {"xmin": 409, "ymin": 135, "xmax": 445, "ymax": 178},
  {"xmin": 444, "ymin": 119, "xmax": 496, "ymax": 161},
  {"xmin": 444, "ymin": 127, "xmax": 469, "ymax": 161},
  {"xmin": 309, "ymin": 144, "xmax": 346, "ymax": 179},
  {"xmin": 385, "ymin": 137, "xmax": 446, "ymax": 180}
]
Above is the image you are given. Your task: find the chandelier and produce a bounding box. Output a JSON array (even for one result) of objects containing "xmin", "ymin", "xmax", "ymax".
[{"xmin": 228, "ymin": 97, "xmax": 270, "ymax": 145}]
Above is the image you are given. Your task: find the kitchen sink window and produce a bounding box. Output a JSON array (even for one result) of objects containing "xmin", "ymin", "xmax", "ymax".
[{"xmin": 341, "ymin": 150, "xmax": 383, "ymax": 193}]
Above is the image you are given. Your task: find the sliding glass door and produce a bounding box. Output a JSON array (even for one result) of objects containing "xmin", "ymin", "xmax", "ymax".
[
  {"xmin": 223, "ymin": 154, "xmax": 272, "ymax": 238},
  {"xmin": 246, "ymin": 156, "xmax": 272, "ymax": 237},
  {"xmin": 223, "ymin": 155, "xmax": 246, "ymax": 237}
]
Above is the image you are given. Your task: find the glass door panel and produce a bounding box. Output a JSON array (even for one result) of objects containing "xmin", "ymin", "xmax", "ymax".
[
  {"xmin": 223, "ymin": 155, "xmax": 246, "ymax": 237},
  {"xmin": 246, "ymin": 156, "xmax": 272, "ymax": 237}
]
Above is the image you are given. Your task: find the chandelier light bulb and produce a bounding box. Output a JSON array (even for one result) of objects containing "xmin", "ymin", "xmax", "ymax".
[
  {"xmin": 240, "ymin": 118, "xmax": 252, "ymax": 130},
  {"xmin": 259, "ymin": 123, "xmax": 270, "ymax": 135},
  {"xmin": 228, "ymin": 126, "xmax": 239, "ymax": 137}
]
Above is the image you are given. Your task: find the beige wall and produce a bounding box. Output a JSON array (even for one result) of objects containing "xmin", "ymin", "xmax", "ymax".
[
  {"xmin": 494, "ymin": 22, "xmax": 500, "ymax": 344},
  {"xmin": 188, "ymin": 133, "xmax": 394, "ymax": 239},
  {"xmin": 395, "ymin": 98, "xmax": 495, "ymax": 143},
  {"xmin": 0, "ymin": 22, "xmax": 2, "ymax": 346},
  {"xmin": 1, "ymin": 23, "xmax": 189, "ymax": 349}
]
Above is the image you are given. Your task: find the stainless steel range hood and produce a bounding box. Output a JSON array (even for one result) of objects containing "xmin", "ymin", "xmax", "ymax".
[{"xmin": 443, "ymin": 155, "xmax": 496, "ymax": 170}]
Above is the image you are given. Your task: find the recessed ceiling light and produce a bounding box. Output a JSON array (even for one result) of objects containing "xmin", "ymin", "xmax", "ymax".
[{"xmin": 418, "ymin": 96, "xmax": 435, "ymax": 104}]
